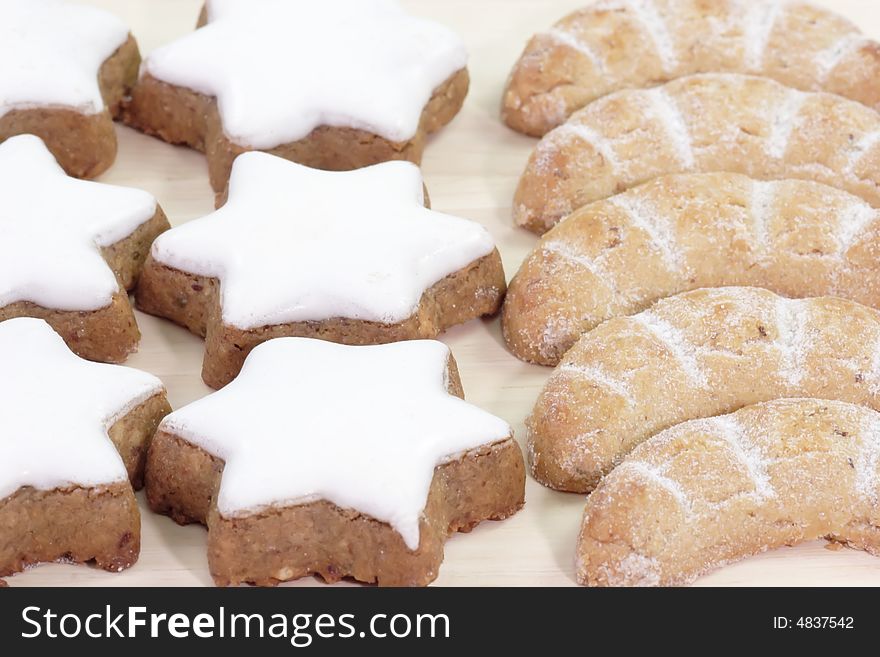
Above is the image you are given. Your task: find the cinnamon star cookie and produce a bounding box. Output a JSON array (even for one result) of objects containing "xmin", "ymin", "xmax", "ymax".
[
  {"xmin": 0, "ymin": 135, "xmax": 169, "ymax": 363},
  {"xmin": 146, "ymin": 337, "xmax": 525, "ymax": 587},
  {"xmin": 0, "ymin": 0, "xmax": 141, "ymax": 177},
  {"xmin": 0, "ymin": 318, "xmax": 170, "ymax": 580},
  {"xmin": 124, "ymin": 0, "xmax": 469, "ymax": 191},
  {"xmin": 136, "ymin": 153, "xmax": 504, "ymax": 388}
]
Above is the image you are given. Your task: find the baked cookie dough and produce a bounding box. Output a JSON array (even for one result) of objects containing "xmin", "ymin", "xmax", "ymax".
[
  {"xmin": 503, "ymin": 0, "xmax": 880, "ymax": 137},
  {"xmin": 503, "ymin": 173, "xmax": 880, "ymax": 365},
  {"xmin": 0, "ymin": 135, "xmax": 170, "ymax": 363},
  {"xmin": 515, "ymin": 73, "xmax": 880, "ymax": 234},
  {"xmin": 0, "ymin": 318, "xmax": 170, "ymax": 580},
  {"xmin": 0, "ymin": 0, "xmax": 141, "ymax": 178},
  {"xmin": 136, "ymin": 153, "xmax": 504, "ymax": 388},
  {"xmin": 145, "ymin": 337, "xmax": 524, "ymax": 586},
  {"xmin": 123, "ymin": 0, "xmax": 469, "ymax": 191},
  {"xmin": 529, "ymin": 287, "xmax": 880, "ymax": 492},
  {"xmin": 578, "ymin": 398, "xmax": 880, "ymax": 586}
]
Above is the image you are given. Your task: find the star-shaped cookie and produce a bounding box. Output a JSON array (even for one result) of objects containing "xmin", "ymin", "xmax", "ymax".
[
  {"xmin": 124, "ymin": 0, "xmax": 469, "ymax": 190},
  {"xmin": 0, "ymin": 0, "xmax": 141, "ymax": 177},
  {"xmin": 136, "ymin": 152, "xmax": 504, "ymax": 388},
  {"xmin": 146, "ymin": 337, "xmax": 524, "ymax": 586},
  {"xmin": 0, "ymin": 317, "xmax": 170, "ymax": 579},
  {"xmin": 0, "ymin": 135, "xmax": 169, "ymax": 362}
]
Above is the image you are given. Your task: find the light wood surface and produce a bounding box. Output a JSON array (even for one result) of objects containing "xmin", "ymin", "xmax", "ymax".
[{"xmin": 10, "ymin": 0, "xmax": 880, "ymax": 587}]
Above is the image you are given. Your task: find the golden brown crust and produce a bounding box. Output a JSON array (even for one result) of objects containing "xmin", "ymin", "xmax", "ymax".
[
  {"xmin": 576, "ymin": 398, "xmax": 880, "ymax": 586},
  {"xmin": 145, "ymin": 358, "xmax": 524, "ymax": 587},
  {"xmin": 148, "ymin": 432, "xmax": 524, "ymax": 587},
  {"xmin": 208, "ymin": 439, "xmax": 524, "ymax": 587},
  {"xmin": 503, "ymin": 173, "xmax": 880, "ymax": 365},
  {"xmin": 0, "ymin": 483, "xmax": 140, "ymax": 578},
  {"xmin": 0, "ymin": 207, "xmax": 171, "ymax": 363},
  {"xmin": 136, "ymin": 248, "xmax": 506, "ymax": 388},
  {"xmin": 514, "ymin": 74, "xmax": 880, "ymax": 234},
  {"xmin": 0, "ymin": 292, "xmax": 139, "ymax": 365},
  {"xmin": 503, "ymin": 0, "xmax": 880, "ymax": 137},
  {"xmin": 98, "ymin": 35, "xmax": 142, "ymax": 117},
  {"xmin": 123, "ymin": 68, "xmax": 469, "ymax": 192},
  {"xmin": 0, "ymin": 392, "xmax": 170, "ymax": 579},
  {"xmin": 0, "ymin": 35, "xmax": 141, "ymax": 179},
  {"xmin": 145, "ymin": 431, "xmax": 224, "ymax": 527},
  {"xmin": 110, "ymin": 393, "xmax": 173, "ymax": 490},
  {"xmin": 529, "ymin": 287, "xmax": 880, "ymax": 492}
]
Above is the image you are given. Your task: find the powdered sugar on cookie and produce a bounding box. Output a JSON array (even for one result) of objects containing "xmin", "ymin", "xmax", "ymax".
[
  {"xmin": 0, "ymin": 318, "xmax": 164, "ymax": 500},
  {"xmin": 159, "ymin": 338, "xmax": 512, "ymax": 550},
  {"xmin": 578, "ymin": 399, "xmax": 880, "ymax": 586},
  {"xmin": 0, "ymin": 0, "xmax": 129, "ymax": 118},
  {"xmin": 142, "ymin": 0, "xmax": 467, "ymax": 148},
  {"xmin": 527, "ymin": 287, "xmax": 880, "ymax": 492},
  {"xmin": 149, "ymin": 153, "xmax": 495, "ymax": 329},
  {"xmin": 504, "ymin": 172, "xmax": 880, "ymax": 364},
  {"xmin": 0, "ymin": 135, "xmax": 157, "ymax": 311}
]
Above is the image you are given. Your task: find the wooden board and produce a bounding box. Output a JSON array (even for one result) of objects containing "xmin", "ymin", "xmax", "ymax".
[{"xmin": 9, "ymin": 0, "xmax": 880, "ymax": 587}]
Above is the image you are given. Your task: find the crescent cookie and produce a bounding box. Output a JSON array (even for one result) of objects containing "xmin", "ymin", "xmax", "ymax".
[
  {"xmin": 145, "ymin": 338, "xmax": 525, "ymax": 587},
  {"xmin": 136, "ymin": 153, "xmax": 504, "ymax": 389},
  {"xmin": 503, "ymin": 173, "xmax": 880, "ymax": 366},
  {"xmin": 0, "ymin": 318, "xmax": 170, "ymax": 580},
  {"xmin": 514, "ymin": 73, "xmax": 880, "ymax": 234},
  {"xmin": 0, "ymin": 0, "xmax": 141, "ymax": 178},
  {"xmin": 577, "ymin": 398, "xmax": 880, "ymax": 586},
  {"xmin": 123, "ymin": 0, "xmax": 469, "ymax": 192},
  {"xmin": 529, "ymin": 287, "xmax": 880, "ymax": 492},
  {"xmin": 0, "ymin": 135, "xmax": 170, "ymax": 363},
  {"xmin": 502, "ymin": 0, "xmax": 880, "ymax": 137}
]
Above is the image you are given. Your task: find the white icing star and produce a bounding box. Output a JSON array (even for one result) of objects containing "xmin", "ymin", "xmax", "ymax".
[
  {"xmin": 142, "ymin": 0, "xmax": 468, "ymax": 148},
  {"xmin": 0, "ymin": 135, "xmax": 157, "ymax": 311},
  {"xmin": 159, "ymin": 338, "xmax": 512, "ymax": 549},
  {"xmin": 0, "ymin": 318, "xmax": 164, "ymax": 500},
  {"xmin": 0, "ymin": 0, "xmax": 130, "ymax": 118},
  {"xmin": 150, "ymin": 153, "xmax": 495, "ymax": 329}
]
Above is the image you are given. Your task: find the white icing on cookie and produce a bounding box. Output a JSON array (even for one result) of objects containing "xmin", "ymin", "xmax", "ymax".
[
  {"xmin": 0, "ymin": 0, "xmax": 130, "ymax": 118},
  {"xmin": 160, "ymin": 337, "xmax": 512, "ymax": 550},
  {"xmin": 0, "ymin": 135, "xmax": 157, "ymax": 312},
  {"xmin": 0, "ymin": 318, "xmax": 165, "ymax": 500},
  {"xmin": 150, "ymin": 153, "xmax": 495, "ymax": 329},
  {"xmin": 142, "ymin": 0, "xmax": 468, "ymax": 148}
]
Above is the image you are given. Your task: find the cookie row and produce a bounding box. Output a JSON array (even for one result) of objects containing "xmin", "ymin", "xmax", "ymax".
[
  {"xmin": 1, "ymin": 0, "xmax": 469, "ymax": 188},
  {"xmin": 0, "ymin": 317, "xmax": 525, "ymax": 587},
  {"xmin": 503, "ymin": 0, "xmax": 880, "ymax": 137},
  {"xmin": 1, "ymin": 134, "xmax": 505, "ymax": 388},
  {"xmin": 525, "ymin": 286, "xmax": 880, "ymax": 584},
  {"xmin": 501, "ymin": 0, "xmax": 880, "ymax": 586}
]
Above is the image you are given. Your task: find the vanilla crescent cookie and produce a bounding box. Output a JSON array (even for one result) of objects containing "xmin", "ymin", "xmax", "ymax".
[
  {"xmin": 136, "ymin": 153, "xmax": 505, "ymax": 388},
  {"xmin": 530, "ymin": 287, "xmax": 880, "ymax": 493},
  {"xmin": 515, "ymin": 73, "xmax": 880, "ymax": 234},
  {"xmin": 503, "ymin": 0, "xmax": 880, "ymax": 137},
  {"xmin": 577, "ymin": 398, "xmax": 880, "ymax": 586},
  {"xmin": 145, "ymin": 337, "xmax": 525, "ymax": 587},
  {"xmin": 504, "ymin": 172, "xmax": 880, "ymax": 365},
  {"xmin": 0, "ymin": 135, "xmax": 170, "ymax": 363},
  {"xmin": 0, "ymin": 0, "xmax": 141, "ymax": 178},
  {"xmin": 123, "ymin": 0, "xmax": 469, "ymax": 192},
  {"xmin": 0, "ymin": 318, "xmax": 170, "ymax": 580}
]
